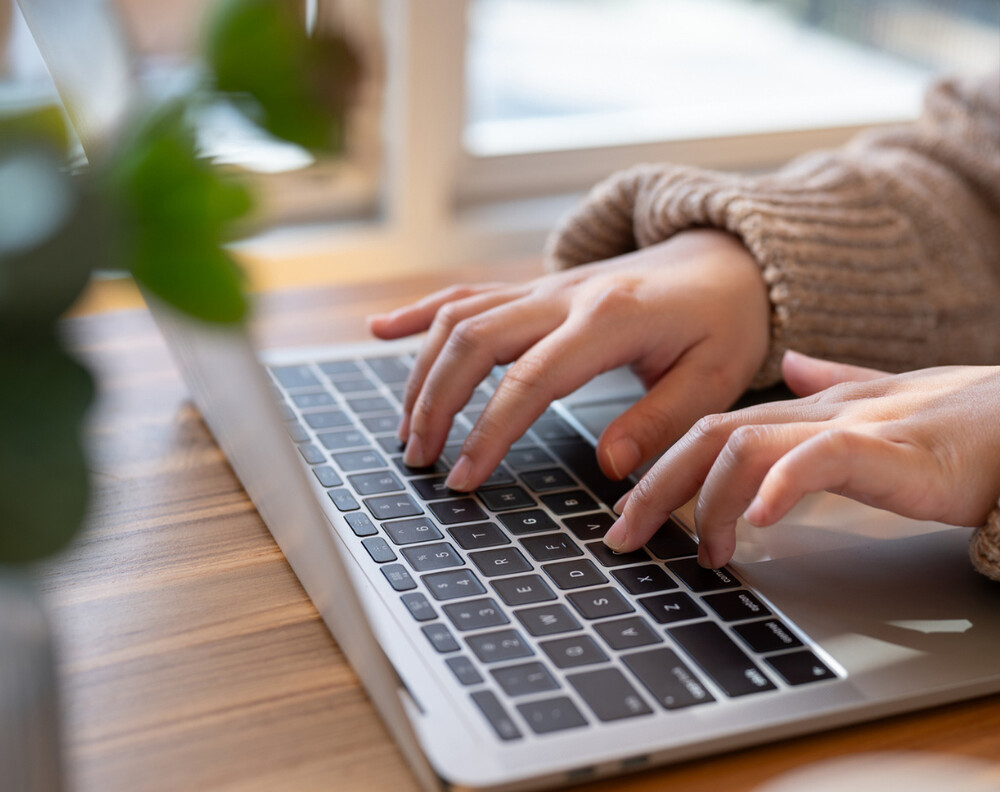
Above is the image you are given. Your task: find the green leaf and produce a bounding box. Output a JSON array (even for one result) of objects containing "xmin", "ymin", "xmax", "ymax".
[
  {"xmin": 0, "ymin": 338, "xmax": 94, "ymax": 564},
  {"xmin": 0, "ymin": 104, "xmax": 70, "ymax": 154},
  {"xmin": 204, "ymin": 0, "xmax": 360, "ymax": 154}
]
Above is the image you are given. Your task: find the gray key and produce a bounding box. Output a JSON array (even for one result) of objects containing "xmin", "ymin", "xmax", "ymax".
[
  {"xmin": 286, "ymin": 423, "xmax": 310, "ymax": 443},
  {"xmin": 344, "ymin": 512, "xmax": 378, "ymax": 537},
  {"xmin": 469, "ymin": 547, "xmax": 532, "ymax": 577},
  {"xmin": 423, "ymin": 569, "xmax": 486, "ymax": 601},
  {"xmin": 271, "ymin": 365, "xmax": 319, "ymax": 390},
  {"xmin": 585, "ymin": 541, "xmax": 651, "ymax": 568},
  {"xmin": 516, "ymin": 696, "xmax": 587, "ymax": 735},
  {"xmin": 365, "ymin": 494, "xmax": 422, "ymax": 521},
  {"xmin": 317, "ymin": 428, "xmax": 368, "ymax": 450},
  {"xmin": 594, "ymin": 616, "xmax": 662, "ymax": 651},
  {"xmin": 365, "ymin": 356, "xmax": 410, "ymax": 384},
  {"xmin": 400, "ymin": 592, "xmax": 436, "ymax": 622},
  {"xmin": 312, "ymin": 465, "xmax": 342, "ymax": 488},
  {"xmin": 638, "ymin": 591, "xmax": 704, "ymax": 625},
  {"xmin": 333, "ymin": 449, "xmax": 386, "ymax": 472},
  {"xmin": 470, "ymin": 690, "xmax": 521, "ymax": 741},
  {"xmin": 443, "ymin": 598, "xmax": 509, "ymax": 631},
  {"xmin": 520, "ymin": 533, "xmax": 582, "ymax": 562},
  {"xmin": 304, "ymin": 410, "xmax": 353, "ymax": 429},
  {"xmin": 539, "ymin": 634, "xmax": 608, "ymax": 669},
  {"xmin": 381, "ymin": 564, "xmax": 416, "ymax": 591},
  {"xmin": 318, "ymin": 360, "xmax": 362, "ymax": 379},
  {"xmin": 347, "ymin": 395, "xmax": 394, "ymax": 414},
  {"xmin": 448, "ymin": 522, "xmax": 510, "ymax": 550},
  {"xmin": 562, "ymin": 513, "xmax": 615, "ymax": 541},
  {"xmin": 623, "ymin": 647, "xmax": 715, "ymax": 710},
  {"xmin": 348, "ymin": 470, "xmax": 404, "ymax": 495},
  {"xmin": 383, "ymin": 517, "xmax": 442, "ymax": 545},
  {"xmin": 362, "ymin": 536, "xmax": 396, "ymax": 563},
  {"xmin": 498, "ymin": 509, "xmax": 559, "ymax": 535},
  {"xmin": 332, "ymin": 376, "xmax": 376, "ymax": 394},
  {"xmin": 466, "ymin": 628, "xmax": 533, "ymax": 663},
  {"xmin": 292, "ymin": 391, "xmax": 336, "ymax": 409},
  {"xmin": 479, "ymin": 486, "xmax": 536, "ymax": 512},
  {"xmin": 542, "ymin": 558, "xmax": 607, "ymax": 590},
  {"xmin": 430, "ymin": 498, "xmax": 488, "ymax": 525},
  {"xmin": 362, "ymin": 414, "xmax": 400, "ymax": 434},
  {"xmin": 567, "ymin": 668, "xmax": 653, "ymax": 722},
  {"xmin": 491, "ymin": 661, "xmax": 559, "ymax": 697},
  {"xmin": 490, "ymin": 575, "xmax": 556, "ymax": 606},
  {"xmin": 401, "ymin": 542, "xmax": 464, "ymax": 572},
  {"xmin": 521, "ymin": 468, "xmax": 576, "ymax": 492},
  {"xmin": 669, "ymin": 622, "xmax": 776, "ymax": 697},
  {"xmin": 298, "ymin": 443, "xmax": 325, "ymax": 464},
  {"xmin": 422, "ymin": 622, "xmax": 460, "ymax": 653},
  {"xmin": 328, "ymin": 489, "xmax": 360, "ymax": 512},
  {"xmin": 566, "ymin": 587, "xmax": 634, "ymax": 620},
  {"xmin": 504, "ymin": 445, "xmax": 555, "ymax": 471},
  {"xmin": 515, "ymin": 604, "xmax": 581, "ymax": 637},
  {"xmin": 446, "ymin": 656, "xmax": 483, "ymax": 686}
]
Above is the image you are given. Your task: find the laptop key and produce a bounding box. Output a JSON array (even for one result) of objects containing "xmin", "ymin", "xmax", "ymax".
[
  {"xmin": 585, "ymin": 541, "xmax": 650, "ymax": 568},
  {"xmin": 410, "ymin": 475, "xmax": 460, "ymax": 501},
  {"xmin": 317, "ymin": 428, "xmax": 368, "ymax": 450},
  {"xmin": 568, "ymin": 668, "xmax": 653, "ymax": 722},
  {"xmin": 765, "ymin": 650, "xmax": 836, "ymax": 686},
  {"xmin": 515, "ymin": 604, "xmax": 582, "ymax": 637},
  {"xmin": 332, "ymin": 376, "xmax": 377, "ymax": 394},
  {"xmin": 702, "ymin": 590, "xmax": 771, "ymax": 622},
  {"xmin": 382, "ymin": 564, "xmax": 417, "ymax": 591},
  {"xmin": 498, "ymin": 509, "xmax": 559, "ymax": 536},
  {"xmin": 491, "ymin": 661, "xmax": 559, "ymax": 697},
  {"xmin": 594, "ymin": 617, "xmax": 662, "ymax": 651},
  {"xmin": 520, "ymin": 533, "xmax": 582, "ymax": 562},
  {"xmin": 400, "ymin": 592, "xmax": 436, "ymax": 622},
  {"xmin": 645, "ymin": 519, "xmax": 698, "ymax": 559},
  {"xmin": 479, "ymin": 486, "xmax": 536, "ymax": 512},
  {"xmin": 539, "ymin": 634, "xmax": 608, "ymax": 669},
  {"xmin": 349, "ymin": 470, "xmax": 404, "ymax": 496},
  {"xmin": 566, "ymin": 587, "xmax": 634, "ymax": 620},
  {"xmin": 383, "ymin": 517, "xmax": 442, "ymax": 545},
  {"xmin": 318, "ymin": 360, "xmax": 362, "ymax": 379},
  {"xmin": 312, "ymin": 465, "xmax": 343, "ymax": 488},
  {"xmin": 531, "ymin": 415, "xmax": 578, "ymax": 442},
  {"xmin": 516, "ymin": 697, "xmax": 587, "ymax": 735},
  {"xmin": 466, "ymin": 628, "xmax": 533, "ymax": 663},
  {"xmin": 401, "ymin": 542, "xmax": 464, "ymax": 572},
  {"xmin": 365, "ymin": 356, "xmax": 411, "ymax": 384},
  {"xmin": 521, "ymin": 467, "xmax": 577, "ymax": 492},
  {"xmin": 422, "ymin": 623, "xmax": 460, "ymax": 653},
  {"xmin": 668, "ymin": 558, "xmax": 741, "ymax": 593},
  {"xmin": 333, "ymin": 449, "xmax": 387, "ymax": 472},
  {"xmin": 669, "ymin": 622, "xmax": 776, "ymax": 697},
  {"xmin": 305, "ymin": 410, "xmax": 353, "ymax": 430},
  {"xmin": 392, "ymin": 456, "xmax": 449, "ymax": 478},
  {"xmin": 448, "ymin": 522, "xmax": 510, "ymax": 550},
  {"xmin": 471, "ymin": 690, "xmax": 522, "ymax": 741},
  {"xmin": 292, "ymin": 391, "xmax": 336, "ymax": 409},
  {"xmin": 347, "ymin": 395, "xmax": 394, "ymax": 414},
  {"xmin": 623, "ymin": 648, "xmax": 715, "ymax": 710},
  {"xmin": 562, "ymin": 512, "xmax": 615, "ymax": 541},
  {"xmin": 469, "ymin": 547, "xmax": 533, "ymax": 577},
  {"xmin": 298, "ymin": 443, "xmax": 325, "ymax": 464},
  {"xmin": 540, "ymin": 490, "xmax": 598, "ymax": 516},
  {"xmin": 638, "ymin": 592, "xmax": 704, "ymax": 625},
  {"xmin": 423, "ymin": 569, "xmax": 486, "ymax": 600},
  {"xmin": 446, "ymin": 656, "xmax": 483, "ymax": 686},
  {"xmin": 362, "ymin": 415, "xmax": 400, "ymax": 434},
  {"xmin": 270, "ymin": 364, "xmax": 319, "ymax": 390},
  {"xmin": 546, "ymin": 439, "xmax": 632, "ymax": 507},
  {"xmin": 504, "ymin": 445, "xmax": 555, "ymax": 471},
  {"xmin": 542, "ymin": 559, "xmax": 607, "ymax": 590},
  {"xmin": 344, "ymin": 512, "xmax": 378, "ymax": 537},
  {"xmin": 328, "ymin": 489, "xmax": 361, "ymax": 512},
  {"xmin": 287, "ymin": 423, "xmax": 310, "ymax": 443},
  {"xmin": 491, "ymin": 574, "xmax": 557, "ymax": 606},
  {"xmin": 443, "ymin": 598, "xmax": 509, "ymax": 631},
  {"xmin": 733, "ymin": 619, "xmax": 803, "ymax": 654},
  {"xmin": 480, "ymin": 464, "xmax": 516, "ymax": 488},
  {"xmin": 365, "ymin": 494, "xmax": 422, "ymax": 520},
  {"xmin": 362, "ymin": 537, "xmax": 397, "ymax": 563},
  {"xmin": 430, "ymin": 498, "xmax": 488, "ymax": 525},
  {"xmin": 612, "ymin": 564, "xmax": 677, "ymax": 595}
]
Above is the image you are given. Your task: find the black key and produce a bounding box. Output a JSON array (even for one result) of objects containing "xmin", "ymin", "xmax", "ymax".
[
  {"xmin": 298, "ymin": 443, "xmax": 325, "ymax": 464},
  {"xmin": 491, "ymin": 661, "xmax": 559, "ymax": 697},
  {"xmin": 344, "ymin": 512, "xmax": 378, "ymax": 537},
  {"xmin": 491, "ymin": 574, "xmax": 556, "ymax": 606},
  {"xmin": 401, "ymin": 542, "xmax": 464, "ymax": 572},
  {"xmin": 361, "ymin": 415, "xmax": 400, "ymax": 434},
  {"xmin": 446, "ymin": 656, "xmax": 483, "ymax": 686},
  {"xmin": 480, "ymin": 464, "xmax": 516, "ymax": 488},
  {"xmin": 566, "ymin": 587, "xmax": 634, "ymax": 620},
  {"xmin": 365, "ymin": 356, "xmax": 411, "ymax": 384},
  {"xmin": 365, "ymin": 494, "xmax": 422, "ymax": 521},
  {"xmin": 531, "ymin": 415, "xmax": 578, "ymax": 442},
  {"xmin": 400, "ymin": 592, "xmax": 436, "ymax": 622},
  {"xmin": 702, "ymin": 590, "xmax": 771, "ymax": 622},
  {"xmin": 516, "ymin": 697, "xmax": 587, "ymax": 735},
  {"xmin": 448, "ymin": 522, "xmax": 510, "ymax": 550},
  {"xmin": 312, "ymin": 465, "xmax": 343, "ymax": 488},
  {"xmin": 471, "ymin": 690, "xmax": 522, "ymax": 741},
  {"xmin": 540, "ymin": 490, "xmax": 598, "ymax": 515},
  {"xmin": 362, "ymin": 536, "xmax": 397, "ymax": 563},
  {"xmin": 410, "ymin": 475, "xmax": 460, "ymax": 501},
  {"xmin": 376, "ymin": 436, "xmax": 407, "ymax": 454},
  {"xmin": 443, "ymin": 598, "xmax": 509, "ymax": 631},
  {"xmin": 515, "ymin": 604, "xmax": 581, "ymax": 637},
  {"xmin": 328, "ymin": 489, "xmax": 360, "ymax": 512},
  {"xmin": 766, "ymin": 650, "xmax": 836, "ymax": 686},
  {"xmin": 430, "ymin": 498, "xmax": 488, "ymax": 525},
  {"xmin": 563, "ymin": 512, "xmax": 615, "ymax": 541},
  {"xmin": 568, "ymin": 668, "xmax": 652, "ymax": 722},
  {"xmin": 521, "ymin": 468, "xmax": 576, "ymax": 492},
  {"xmin": 381, "ymin": 564, "xmax": 416, "ymax": 591},
  {"xmin": 287, "ymin": 423, "xmax": 310, "ymax": 443},
  {"xmin": 479, "ymin": 486, "xmax": 536, "ymax": 512},
  {"xmin": 539, "ymin": 634, "xmax": 608, "ymax": 669},
  {"xmin": 317, "ymin": 428, "xmax": 368, "ymax": 450},
  {"xmin": 594, "ymin": 617, "xmax": 662, "ymax": 651},
  {"xmin": 498, "ymin": 509, "xmax": 559, "ymax": 536},
  {"xmin": 520, "ymin": 533, "xmax": 582, "ymax": 562},
  {"xmin": 318, "ymin": 360, "xmax": 362, "ymax": 379},
  {"xmin": 645, "ymin": 519, "xmax": 698, "ymax": 559},
  {"xmin": 349, "ymin": 470, "xmax": 404, "ymax": 496},
  {"xmin": 542, "ymin": 559, "xmax": 607, "ymax": 590},
  {"xmin": 668, "ymin": 558, "xmax": 741, "ymax": 593},
  {"xmin": 546, "ymin": 439, "xmax": 631, "ymax": 507},
  {"xmin": 733, "ymin": 619, "xmax": 803, "ymax": 654},
  {"xmin": 423, "ymin": 569, "xmax": 486, "ymax": 601},
  {"xmin": 347, "ymin": 395, "xmax": 394, "ymax": 414},
  {"xmin": 333, "ymin": 449, "xmax": 386, "ymax": 472},
  {"xmin": 292, "ymin": 391, "xmax": 336, "ymax": 409},
  {"xmin": 383, "ymin": 516, "xmax": 442, "ymax": 545},
  {"xmin": 304, "ymin": 410, "xmax": 353, "ymax": 430},
  {"xmin": 466, "ymin": 629, "xmax": 533, "ymax": 663},
  {"xmin": 612, "ymin": 564, "xmax": 677, "ymax": 596},
  {"xmin": 669, "ymin": 622, "xmax": 776, "ymax": 697},
  {"xmin": 392, "ymin": 456, "xmax": 449, "ymax": 477},
  {"xmin": 623, "ymin": 648, "xmax": 715, "ymax": 710},
  {"xmin": 504, "ymin": 445, "xmax": 555, "ymax": 471},
  {"xmin": 585, "ymin": 541, "xmax": 650, "ymax": 568},
  {"xmin": 638, "ymin": 592, "xmax": 704, "ymax": 625},
  {"xmin": 333, "ymin": 376, "xmax": 377, "ymax": 394},
  {"xmin": 469, "ymin": 547, "xmax": 532, "ymax": 578},
  {"xmin": 271, "ymin": 364, "xmax": 319, "ymax": 390},
  {"xmin": 422, "ymin": 622, "xmax": 460, "ymax": 653}
]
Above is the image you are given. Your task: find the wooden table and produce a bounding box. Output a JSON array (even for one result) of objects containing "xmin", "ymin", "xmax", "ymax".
[{"xmin": 42, "ymin": 260, "xmax": 1000, "ymax": 792}]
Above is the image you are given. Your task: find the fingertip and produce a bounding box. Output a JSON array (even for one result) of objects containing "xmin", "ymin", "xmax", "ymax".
[
  {"xmin": 603, "ymin": 517, "xmax": 629, "ymax": 552},
  {"xmin": 601, "ymin": 436, "xmax": 641, "ymax": 481}
]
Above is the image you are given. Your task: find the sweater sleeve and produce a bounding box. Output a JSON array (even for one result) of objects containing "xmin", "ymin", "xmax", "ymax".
[{"xmin": 545, "ymin": 73, "xmax": 1000, "ymax": 386}]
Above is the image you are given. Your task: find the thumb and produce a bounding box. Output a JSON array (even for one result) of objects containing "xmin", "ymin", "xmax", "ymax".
[{"xmin": 781, "ymin": 349, "xmax": 889, "ymax": 397}]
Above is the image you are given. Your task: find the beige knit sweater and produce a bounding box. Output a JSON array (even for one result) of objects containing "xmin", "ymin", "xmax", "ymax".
[{"xmin": 544, "ymin": 74, "xmax": 1000, "ymax": 581}]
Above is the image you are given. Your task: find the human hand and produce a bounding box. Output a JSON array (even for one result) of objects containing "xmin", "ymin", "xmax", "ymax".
[
  {"xmin": 368, "ymin": 229, "xmax": 770, "ymax": 491},
  {"xmin": 605, "ymin": 352, "xmax": 1000, "ymax": 568}
]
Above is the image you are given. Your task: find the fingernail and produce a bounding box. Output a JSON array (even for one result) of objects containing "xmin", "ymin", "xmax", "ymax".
[
  {"xmin": 605, "ymin": 437, "xmax": 641, "ymax": 480},
  {"xmin": 743, "ymin": 495, "xmax": 765, "ymax": 526},
  {"xmin": 604, "ymin": 517, "xmax": 629, "ymax": 552},
  {"xmin": 403, "ymin": 434, "xmax": 425, "ymax": 468},
  {"xmin": 613, "ymin": 490, "xmax": 632, "ymax": 515},
  {"xmin": 445, "ymin": 454, "xmax": 473, "ymax": 491},
  {"xmin": 397, "ymin": 412, "xmax": 411, "ymax": 443}
]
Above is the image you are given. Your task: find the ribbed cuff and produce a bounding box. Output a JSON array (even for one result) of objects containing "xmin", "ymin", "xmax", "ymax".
[{"xmin": 970, "ymin": 505, "xmax": 1000, "ymax": 582}]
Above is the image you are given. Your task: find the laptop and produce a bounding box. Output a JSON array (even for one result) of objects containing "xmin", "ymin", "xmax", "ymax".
[{"xmin": 27, "ymin": 4, "xmax": 1000, "ymax": 789}]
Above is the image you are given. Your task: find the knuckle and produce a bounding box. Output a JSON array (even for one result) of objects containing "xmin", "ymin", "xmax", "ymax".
[
  {"xmin": 625, "ymin": 474, "xmax": 658, "ymax": 514},
  {"xmin": 689, "ymin": 413, "xmax": 730, "ymax": 444},
  {"xmin": 502, "ymin": 356, "xmax": 551, "ymax": 401},
  {"xmin": 448, "ymin": 317, "xmax": 488, "ymax": 354},
  {"xmin": 576, "ymin": 278, "xmax": 642, "ymax": 321},
  {"xmin": 723, "ymin": 424, "xmax": 767, "ymax": 466},
  {"xmin": 434, "ymin": 301, "xmax": 465, "ymax": 330}
]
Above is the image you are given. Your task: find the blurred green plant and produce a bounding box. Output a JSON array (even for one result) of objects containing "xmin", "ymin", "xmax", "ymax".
[{"xmin": 0, "ymin": 0, "xmax": 359, "ymax": 564}]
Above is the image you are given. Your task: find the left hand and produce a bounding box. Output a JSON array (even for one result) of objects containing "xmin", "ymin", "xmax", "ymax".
[{"xmin": 605, "ymin": 351, "xmax": 1000, "ymax": 569}]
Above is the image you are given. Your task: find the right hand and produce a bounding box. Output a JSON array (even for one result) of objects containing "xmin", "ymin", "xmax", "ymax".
[{"xmin": 368, "ymin": 229, "xmax": 771, "ymax": 493}]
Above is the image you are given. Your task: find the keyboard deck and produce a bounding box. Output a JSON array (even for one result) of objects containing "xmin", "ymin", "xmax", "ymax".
[{"xmin": 269, "ymin": 354, "xmax": 838, "ymax": 742}]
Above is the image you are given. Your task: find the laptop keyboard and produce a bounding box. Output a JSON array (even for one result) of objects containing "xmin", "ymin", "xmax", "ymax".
[{"xmin": 269, "ymin": 354, "xmax": 837, "ymax": 742}]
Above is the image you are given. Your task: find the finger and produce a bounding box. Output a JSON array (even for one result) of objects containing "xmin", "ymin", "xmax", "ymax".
[
  {"xmin": 404, "ymin": 297, "xmax": 564, "ymax": 467},
  {"xmin": 781, "ymin": 349, "xmax": 889, "ymax": 397},
  {"xmin": 367, "ymin": 283, "xmax": 508, "ymax": 340},
  {"xmin": 444, "ymin": 313, "xmax": 638, "ymax": 491}
]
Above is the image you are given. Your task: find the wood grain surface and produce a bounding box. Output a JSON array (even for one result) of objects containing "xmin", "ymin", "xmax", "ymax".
[{"xmin": 40, "ymin": 259, "xmax": 1000, "ymax": 792}]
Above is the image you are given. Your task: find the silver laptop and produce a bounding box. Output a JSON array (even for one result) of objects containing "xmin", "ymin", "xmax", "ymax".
[{"xmin": 28, "ymin": 4, "xmax": 1000, "ymax": 789}]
